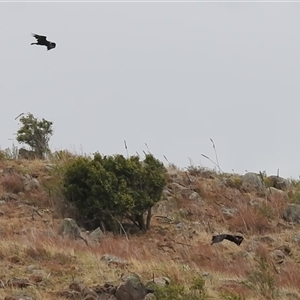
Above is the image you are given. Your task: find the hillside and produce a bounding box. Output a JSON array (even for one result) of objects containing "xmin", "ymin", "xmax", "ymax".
[{"xmin": 0, "ymin": 157, "xmax": 300, "ymax": 300}]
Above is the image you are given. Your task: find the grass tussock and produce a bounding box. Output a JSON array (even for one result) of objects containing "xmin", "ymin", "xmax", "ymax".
[
  {"xmin": 1, "ymin": 172, "xmax": 24, "ymax": 194},
  {"xmin": 228, "ymin": 204, "xmax": 272, "ymax": 234}
]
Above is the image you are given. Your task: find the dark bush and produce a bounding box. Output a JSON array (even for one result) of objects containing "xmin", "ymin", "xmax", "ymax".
[{"xmin": 63, "ymin": 153, "xmax": 166, "ymax": 232}]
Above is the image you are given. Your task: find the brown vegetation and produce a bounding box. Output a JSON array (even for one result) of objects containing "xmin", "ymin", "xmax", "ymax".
[{"xmin": 0, "ymin": 158, "xmax": 299, "ymax": 299}]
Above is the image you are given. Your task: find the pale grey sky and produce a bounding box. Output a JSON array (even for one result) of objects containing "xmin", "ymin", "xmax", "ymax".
[{"xmin": 1, "ymin": 2, "xmax": 300, "ymax": 178}]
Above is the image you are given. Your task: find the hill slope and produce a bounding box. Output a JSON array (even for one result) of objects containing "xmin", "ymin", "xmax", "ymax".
[{"xmin": 0, "ymin": 158, "xmax": 300, "ymax": 300}]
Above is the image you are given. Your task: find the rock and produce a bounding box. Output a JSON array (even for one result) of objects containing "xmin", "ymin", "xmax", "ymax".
[
  {"xmin": 24, "ymin": 178, "xmax": 40, "ymax": 192},
  {"xmin": 92, "ymin": 283, "xmax": 117, "ymax": 299},
  {"xmin": 161, "ymin": 187, "xmax": 172, "ymax": 198},
  {"xmin": 18, "ymin": 148, "xmax": 39, "ymax": 160},
  {"xmin": 145, "ymin": 277, "xmax": 170, "ymax": 293},
  {"xmin": 187, "ymin": 191, "xmax": 203, "ymax": 203},
  {"xmin": 26, "ymin": 265, "xmax": 39, "ymax": 272},
  {"xmin": 271, "ymin": 249, "xmax": 285, "ymax": 264},
  {"xmin": 266, "ymin": 176, "xmax": 291, "ymax": 191},
  {"xmin": 1, "ymin": 193, "xmax": 18, "ymax": 201},
  {"xmin": 276, "ymin": 245, "xmax": 291, "ymax": 256},
  {"xmin": 59, "ymin": 218, "xmax": 81, "ymax": 239},
  {"xmin": 100, "ymin": 255, "xmax": 129, "ymax": 268},
  {"xmin": 284, "ymin": 291, "xmax": 300, "ymax": 300},
  {"xmin": 152, "ymin": 198, "xmax": 177, "ymax": 215},
  {"xmin": 241, "ymin": 172, "xmax": 265, "ymax": 193},
  {"xmin": 169, "ymin": 182, "xmax": 202, "ymax": 203},
  {"xmin": 6, "ymin": 278, "xmax": 32, "ymax": 288},
  {"xmin": 115, "ymin": 274, "xmax": 147, "ymax": 300},
  {"xmin": 70, "ymin": 281, "xmax": 98, "ymax": 299},
  {"xmin": 221, "ymin": 207, "xmax": 237, "ymax": 219},
  {"xmin": 144, "ymin": 294, "xmax": 156, "ymax": 300},
  {"xmin": 292, "ymin": 233, "xmax": 300, "ymax": 244},
  {"xmin": 45, "ymin": 164, "xmax": 54, "ymax": 171},
  {"xmin": 266, "ymin": 187, "xmax": 288, "ymax": 201},
  {"xmin": 166, "ymin": 167, "xmax": 184, "ymax": 183},
  {"xmin": 283, "ymin": 204, "xmax": 300, "ymax": 223},
  {"xmin": 90, "ymin": 227, "xmax": 104, "ymax": 242}
]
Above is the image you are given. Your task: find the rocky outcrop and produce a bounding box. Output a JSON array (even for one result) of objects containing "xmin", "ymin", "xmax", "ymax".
[
  {"xmin": 241, "ymin": 172, "xmax": 265, "ymax": 193},
  {"xmin": 58, "ymin": 218, "xmax": 81, "ymax": 239},
  {"xmin": 266, "ymin": 176, "xmax": 291, "ymax": 191},
  {"xmin": 18, "ymin": 148, "xmax": 39, "ymax": 160},
  {"xmin": 283, "ymin": 204, "xmax": 300, "ymax": 223},
  {"xmin": 90, "ymin": 227, "xmax": 104, "ymax": 242},
  {"xmin": 266, "ymin": 187, "xmax": 288, "ymax": 201},
  {"xmin": 115, "ymin": 274, "xmax": 147, "ymax": 300}
]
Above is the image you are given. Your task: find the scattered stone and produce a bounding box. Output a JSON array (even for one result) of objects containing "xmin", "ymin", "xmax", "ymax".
[
  {"xmin": 241, "ymin": 172, "xmax": 265, "ymax": 193},
  {"xmin": 145, "ymin": 277, "xmax": 170, "ymax": 293},
  {"xmin": 57, "ymin": 290, "xmax": 81, "ymax": 299},
  {"xmin": 24, "ymin": 178, "xmax": 40, "ymax": 192},
  {"xmin": 276, "ymin": 245, "xmax": 291, "ymax": 256},
  {"xmin": 70, "ymin": 281, "xmax": 98, "ymax": 299},
  {"xmin": 284, "ymin": 291, "xmax": 300, "ymax": 300},
  {"xmin": 283, "ymin": 204, "xmax": 300, "ymax": 223},
  {"xmin": 266, "ymin": 187, "xmax": 288, "ymax": 201},
  {"xmin": 1, "ymin": 193, "xmax": 18, "ymax": 201},
  {"xmin": 26, "ymin": 265, "xmax": 38, "ymax": 272},
  {"xmin": 152, "ymin": 198, "xmax": 177, "ymax": 215},
  {"xmin": 90, "ymin": 227, "xmax": 104, "ymax": 242},
  {"xmin": 221, "ymin": 207, "xmax": 237, "ymax": 219},
  {"xmin": 92, "ymin": 283, "xmax": 117, "ymax": 298},
  {"xmin": 59, "ymin": 218, "xmax": 81, "ymax": 240},
  {"xmin": 266, "ymin": 176, "xmax": 291, "ymax": 191},
  {"xmin": 100, "ymin": 254, "xmax": 129, "ymax": 268},
  {"xmin": 115, "ymin": 274, "xmax": 147, "ymax": 300},
  {"xmin": 18, "ymin": 148, "xmax": 39, "ymax": 160},
  {"xmin": 144, "ymin": 294, "xmax": 156, "ymax": 300},
  {"xmin": 292, "ymin": 233, "xmax": 300, "ymax": 244},
  {"xmin": 271, "ymin": 249, "xmax": 285, "ymax": 264},
  {"xmin": 6, "ymin": 277, "xmax": 32, "ymax": 288},
  {"xmin": 161, "ymin": 187, "xmax": 172, "ymax": 198},
  {"xmin": 187, "ymin": 191, "xmax": 203, "ymax": 203}
]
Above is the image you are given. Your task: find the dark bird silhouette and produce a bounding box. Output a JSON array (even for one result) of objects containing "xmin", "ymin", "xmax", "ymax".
[
  {"xmin": 31, "ymin": 34, "xmax": 56, "ymax": 51},
  {"xmin": 211, "ymin": 234, "xmax": 244, "ymax": 246}
]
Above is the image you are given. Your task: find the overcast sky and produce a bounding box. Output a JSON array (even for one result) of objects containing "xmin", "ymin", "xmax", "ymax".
[{"xmin": 1, "ymin": 1, "xmax": 300, "ymax": 178}]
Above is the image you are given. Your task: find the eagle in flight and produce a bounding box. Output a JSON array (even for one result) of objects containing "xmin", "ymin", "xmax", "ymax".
[
  {"xmin": 211, "ymin": 234, "xmax": 244, "ymax": 246},
  {"xmin": 31, "ymin": 34, "xmax": 56, "ymax": 51}
]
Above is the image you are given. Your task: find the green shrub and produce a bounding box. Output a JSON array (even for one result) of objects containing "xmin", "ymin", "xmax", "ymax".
[
  {"xmin": 16, "ymin": 113, "xmax": 53, "ymax": 158},
  {"xmin": 63, "ymin": 153, "xmax": 166, "ymax": 232},
  {"xmin": 244, "ymin": 256, "xmax": 278, "ymax": 299}
]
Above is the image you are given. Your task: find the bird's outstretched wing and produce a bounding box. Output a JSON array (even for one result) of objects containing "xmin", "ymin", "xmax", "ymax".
[
  {"xmin": 32, "ymin": 33, "xmax": 47, "ymax": 43},
  {"xmin": 225, "ymin": 235, "xmax": 244, "ymax": 246},
  {"xmin": 211, "ymin": 234, "xmax": 244, "ymax": 246},
  {"xmin": 211, "ymin": 234, "xmax": 227, "ymax": 244}
]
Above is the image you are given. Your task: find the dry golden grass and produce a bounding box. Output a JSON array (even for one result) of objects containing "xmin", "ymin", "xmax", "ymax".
[
  {"xmin": 1, "ymin": 159, "xmax": 300, "ymax": 299},
  {"xmin": 1, "ymin": 172, "xmax": 24, "ymax": 194}
]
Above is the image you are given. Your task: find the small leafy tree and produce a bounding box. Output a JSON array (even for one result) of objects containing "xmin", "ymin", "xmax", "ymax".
[
  {"xmin": 63, "ymin": 153, "xmax": 166, "ymax": 232},
  {"xmin": 16, "ymin": 113, "xmax": 53, "ymax": 158}
]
